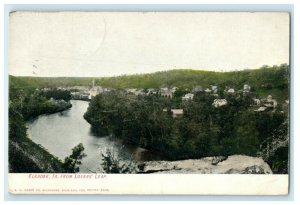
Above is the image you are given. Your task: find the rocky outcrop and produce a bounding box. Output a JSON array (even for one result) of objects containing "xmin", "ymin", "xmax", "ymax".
[{"xmin": 138, "ymin": 155, "xmax": 273, "ymax": 174}]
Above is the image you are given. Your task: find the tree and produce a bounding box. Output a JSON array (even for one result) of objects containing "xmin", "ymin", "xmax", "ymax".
[
  {"xmin": 62, "ymin": 143, "xmax": 87, "ymax": 173},
  {"xmin": 101, "ymin": 149, "xmax": 136, "ymax": 173},
  {"xmin": 233, "ymin": 111, "xmax": 260, "ymax": 156},
  {"xmin": 41, "ymin": 88, "xmax": 71, "ymax": 101},
  {"xmin": 9, "ymin": 104, "xmax": 27, "ymax": 140}
]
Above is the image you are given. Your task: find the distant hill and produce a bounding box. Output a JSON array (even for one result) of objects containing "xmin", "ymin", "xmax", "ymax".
[{"xmin": 9, "ymin": 64, "xmax": 289, "ymax": 103}]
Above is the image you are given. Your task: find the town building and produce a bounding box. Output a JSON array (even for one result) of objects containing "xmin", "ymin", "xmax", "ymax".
[
  {"xmin": 182, "ymin": 93, "xmax": 194, "ymax": 101},
  {"xmin": 212, "ymin": 99, "xmax": 228, "ymax": 108},
  {"xmin": 146, "ymin": 88, "xmax": 158, "ymax": 95},
  {"xmin": 211, "ymin": 85, "xmax": 218, "ymax": 93},
  {"xmin": 192, "ymin": 86, "xmax": 203, "ymax": 93},
  {"xmin": 163, "ymin": 108, "xmax": 184, "ymax": 118},
  {"xmin": 254, "ymin": 107, "xmax": 268, "ymax": 112},
  {"xmin": 204, "ymin": 88, "xmax": 212, "ymax": 93},
  {"xmin": 89, "ymin": 86, "xmax": 104, "ymax": 99},
  {"xmin": 252, "ymin": 98, "xmax": 261, "ymax": 106},
  {"xmin": 227, "ymin": 88, "xmax": 235, "ymax": 94},
  {"xmin": 264, "ymin": 95, "xmax": 278, "ymax": 108},
  {"xmin": 171, "ymin": 87, "xmax": 178, "ymax": 93},
  {"xmin": 243, "ymin": 84, "xmax": 251, "ymax": 92},
  {"xmin": 126, "ymin": 88, "xmax": 145, "ymax": 96},
  {"xmin": 159, "ymin": 87, "xmax": 173, "ymax": 98}
]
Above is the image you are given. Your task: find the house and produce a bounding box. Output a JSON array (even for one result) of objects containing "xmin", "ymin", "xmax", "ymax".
[
  {"xmin": 211, "ymin": 85, "xmax": 218, "ymax": 93},
  {"xmin": 211, "ymin": 85, "xmax": 217, "ymax": 91},
  {"xmin": 71, "ymin": 91, "xmax": 90, "ymax": 100},
  {"xmin": 243, "ymin": 84, "xmax": 251, "ymax": 92},
  {"xmin": 267, "ymin": 95, "xmax": 273, "ymax": 102},
  {"xmin": 182, "ymin": 93, "xmax": 194, "ymax": 101},
  {"xmin": 126, "ymin": 88, "xmax": 137, "ymax": 94},
  {"xmin": 282, "ymin": 99, "xmax": 289, "ymax": 111},
  {"xmin": 171, "ymin": 87, "xmax": 178, "ymax": 93},
  {"xmin": 41, "ymin": 87, "xmax": 51, "ymax": 92},
  {"xmin": 254, "ymin": 106, "xmax": 268, "ymax": 112},
  {"xmin": 227, "ymin": 88, "xmax": 235, "ymax": 94},
  {"xmin": 161, "ymin": 90, "xmax": 173, "ymax": 98},
  {"xmin": 204, "ymin": 88, "xmax": 212, "ymax": 93},
  {"xmin": 126, "ymin": 88, "xmax": 146, "ymax": 96},
  {"xmin": 254, "ymin": 95, "xmax": 278, "ymax": 112},
  {"xmin": 159, "ymin": 88, "xmax": 173, "ymax": 98},
  {"xmin": 212, "ymin": 99, "xmax": 228, "ymax": 108},
  {"xmin": 146, "ymin": 88, "xmax": 157, "ymax": 95},
  {"xmin": 264, "ymin": 95, "xmax": 278, "ymax": 108},
  {"xmin": 89, "ymin": 86, "xmax": 104, "ymax": 99},
  {"xmin": 163, "ymin": 108, "xmax": 183, "ymax": 118},
  {"xmin": 192, "ymin": 86, "xmax": 203, "ymax": 93},
  {"xmin": 135, "ymin": 89, "xmax": 146, "ymax": 96},
  {"xmin": 68, "ymin": 86, "xmax": 90, "ymax": 92},
  {"xmin": 242, "ymin": 84, "xmax": 251, "ymax": 96},
  {"xmin": 103, "ymin": 87, "xmax": 112, "ymax": 92}
]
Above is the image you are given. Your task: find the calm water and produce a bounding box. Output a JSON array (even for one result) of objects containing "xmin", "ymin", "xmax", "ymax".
[{"xmin": 27, "ymin": 100, "xmax": 162, "ymax": 173}]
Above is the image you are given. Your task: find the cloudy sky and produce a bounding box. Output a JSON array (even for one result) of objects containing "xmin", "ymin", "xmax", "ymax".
[{"xmin": 9, "ymin": 12, "xmax": 290, "ymax": 77}]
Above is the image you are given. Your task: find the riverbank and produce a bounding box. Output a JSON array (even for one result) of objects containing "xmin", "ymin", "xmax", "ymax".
[
  {"xmin": 26, "ymin": 100, "xmax": 143, "ymax": 173},
  {"xmin": 9, "ymin": 100, "xmax": 72, "ymax": 173}
]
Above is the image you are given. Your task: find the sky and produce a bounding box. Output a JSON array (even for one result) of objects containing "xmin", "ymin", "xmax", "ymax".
[{"xmin": 9, "ymin": 12, "xmax": 290, "ymax": 77}]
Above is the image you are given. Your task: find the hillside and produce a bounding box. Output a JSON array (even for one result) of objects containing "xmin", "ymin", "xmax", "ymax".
[
  {"xmin": 9, "ymin": 137, "xmax": 64, "ymax": 173},
  {"xmin": 9, "ymin": 64, "xmax": 289, "ymax": 103}
]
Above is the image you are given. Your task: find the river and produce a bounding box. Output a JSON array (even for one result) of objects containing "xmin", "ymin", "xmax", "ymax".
[{"xmin": 27, "ymin": 100, "xmax": 162, "ymax": 173}]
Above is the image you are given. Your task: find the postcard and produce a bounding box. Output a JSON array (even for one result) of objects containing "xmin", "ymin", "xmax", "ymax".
[{"xmin": 8, "ymin": 11, "xmax": 290, "ymax": 195}]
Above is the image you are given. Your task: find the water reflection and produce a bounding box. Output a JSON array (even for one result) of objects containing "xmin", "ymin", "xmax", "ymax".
[{"xmin": 27, "ymin": 100, "xmax": 163, "ymax": 173}]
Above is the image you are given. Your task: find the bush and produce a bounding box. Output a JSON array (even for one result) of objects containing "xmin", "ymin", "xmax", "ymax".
[
  {"xmin": 62, "ymin": 143, "xmax": 87, "ymax": 173},
  {"xmin": 101, "ymin": 149, "xmax": 136, "ymax": 173}
]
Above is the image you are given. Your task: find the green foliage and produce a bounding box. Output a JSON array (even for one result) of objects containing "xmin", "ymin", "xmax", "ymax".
[
  {"xmin": 9, "ymin": 88, "xmax": 72, "ymax": 121},
  {"xmin": 9, "ymin": 64, "xmax": 289, "ymax": 174},
  {"xmin": 9, "ymin": 97, "xmax": 65, "ymax": 173},
  {"xmin": 267, "ymin": 146, "xmax": 289, "ymax": 174},
  {"xmin": 260, "ymin": 119, "xmax": 289, "ymax": 174},
  {"xmin": 101, "ymin": 149, "xmax": 136, "ymax": 173},
  {"xmin": 9, "ymin": 105, "xmax": 27, "ymax": 140},
  {"xmin": 233, "ymin": 111, "xmax": 260, "ymax": 155},
  {"xmin": 62, "ymin": 143, "xmax": 87, "ymax": 173},
  {"xmin": 10, "ymin": 64, "xmax": 289, "ymax": 103},
  {"xmin": 171, "ymin": 87, "xmax": 187, "ymax": 108},
  {"xmin": 41, "ymin": 89, "xmax": 71, "ymax": 101},
  {"xmin": 84, "ymin": 85, "xmax": 288, "ymax": 173},
  {"xmin": 8, "ymin": 87, "xmax": 73, "ymax": 173},
  {"xmin": 9, "ymin": 75, "xmax": 94, "ymax": 89}
]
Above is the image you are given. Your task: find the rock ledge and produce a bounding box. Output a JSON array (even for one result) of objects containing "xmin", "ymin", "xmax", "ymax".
[{"xmin": 138, "ymin": 155, "xmax": 273, "ymax": 174}]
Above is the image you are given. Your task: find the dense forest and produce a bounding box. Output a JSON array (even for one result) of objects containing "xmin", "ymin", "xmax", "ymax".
[
  {"xmin": 83, "ymin": 64, "xmax": 289, "ymax": 173},
  {"xmin": 84, "ymin": 91, "xmax": 288, "ymax": 173}
]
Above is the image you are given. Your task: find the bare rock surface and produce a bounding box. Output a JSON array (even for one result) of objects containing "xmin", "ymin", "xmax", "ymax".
[{"xmin": 138, "ymin": 155, "xmax": 273, "ymax": 174}]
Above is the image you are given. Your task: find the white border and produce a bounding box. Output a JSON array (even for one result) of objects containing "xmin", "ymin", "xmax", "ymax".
[
  {"xmin": 1, "ymin": 0, "xmax": 298, "ymax": 204},
  {"xmin": 8, "ymin": 174, "xmax": 289, "ymax": 195}
]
